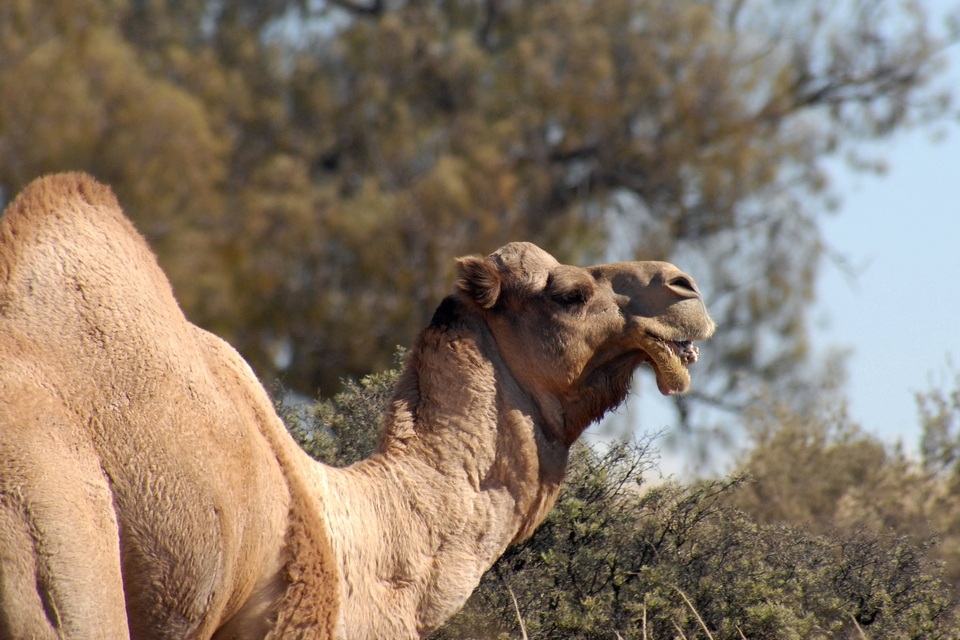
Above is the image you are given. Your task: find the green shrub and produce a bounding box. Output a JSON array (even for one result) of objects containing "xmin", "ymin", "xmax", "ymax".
[
  {"xmin": 284, "ymin": 362, "xmax": 960, "ymax": 639},
  {"xmin": 436, "ymin": 443, "xmax": 956, "ymax": 639}
]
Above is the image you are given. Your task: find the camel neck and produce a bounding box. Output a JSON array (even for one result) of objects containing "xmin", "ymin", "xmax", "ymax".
[{"xmin": 313, "ymin": 302, "xmax": 569, "ymax": 638}]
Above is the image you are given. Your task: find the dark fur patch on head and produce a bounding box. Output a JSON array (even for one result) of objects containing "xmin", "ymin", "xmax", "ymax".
[{"xmin": 429, "ymin": 296, "xmax": 463, "ymax": 329}]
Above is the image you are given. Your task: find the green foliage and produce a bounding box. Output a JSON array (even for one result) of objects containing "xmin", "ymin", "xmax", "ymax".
[
  {"xmin": 729, "ymin": 397, "xmax": 894, "ymax": 527},
  {"xmin": 726, "ymin": 385, "xmax": 960, "ymax": 589},
  {"xmin": 284, "ymin": 350, "xmax": 404, "ymax": 467},
  {"xmin": 918, "ymin": 368, "xmax": 960, "ymax": 480},
  {"xmin": 289, "ymin": 360, "xmax": 960, "ymax": 639},
  {"xmin": 1, "ymin": 0, "xmax": 954, "ymax": 427},
  {"xmin": 436, "ymin": 446, "xmax": 956, "ymax": 639},
  {"xmin": 908, "ymin": 370, "xmax": 960, "ymax": 588}
]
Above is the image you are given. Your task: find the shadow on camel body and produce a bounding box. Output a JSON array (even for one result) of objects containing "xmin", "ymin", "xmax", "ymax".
[{"xmin": 0, "ymin": 173, "xmax": 714, "ymax": 638}]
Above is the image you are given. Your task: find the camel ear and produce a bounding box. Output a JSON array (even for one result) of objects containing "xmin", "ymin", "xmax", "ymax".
[{"xmin": 456, "ymin": 255, "xmax": 501, "ymax": 309}]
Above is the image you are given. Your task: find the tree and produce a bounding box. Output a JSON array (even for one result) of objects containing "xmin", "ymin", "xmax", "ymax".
[
  {"xmin": 727, "ymin": 378, "xmax": 960, "ymax": 592},
  {"xmin": 1, "ymin": 0, "xmax": 953, "ymax": 425},
  {"xmin": 919, "ymin": 367, "xmax": 960, "ymax": 479}
]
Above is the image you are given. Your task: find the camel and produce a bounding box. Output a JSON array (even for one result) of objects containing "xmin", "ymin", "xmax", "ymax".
[{"xmin": 0, "ymin": 172, "xmax": 714, "ymax": 639}]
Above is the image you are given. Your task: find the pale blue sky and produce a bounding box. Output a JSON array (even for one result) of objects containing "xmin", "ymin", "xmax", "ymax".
[{"xmin": 815, "ymin": 113, "xmax": 960, "ymax": 456}]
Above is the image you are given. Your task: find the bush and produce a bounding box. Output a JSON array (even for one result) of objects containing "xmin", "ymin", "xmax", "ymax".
[
  {"xmin": 284, "ymin": 362, "xmax": 960, "ymax": 639},
  {"xmin": 436, "ymin": 443, "xmax": 956, "ymax": 639},
  {"xmin": 283, "ymin": 350, "xmax": 404, "ymax": 466}
]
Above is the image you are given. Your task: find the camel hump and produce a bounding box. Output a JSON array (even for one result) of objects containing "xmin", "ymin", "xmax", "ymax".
[
  {"xmin": 1, "ymin": 172, "xmax": 140, "ymax": 261},
  {"xmin": 0, "ymin": 171, "xmax": 184, "ymax": 356},
  {"xmin": 2, "ymin": 173, "xmax": 134, "ymax": 284},
  {"xmin": 5, "ymin": 172, "xmax": 120, "ymax": 218}
]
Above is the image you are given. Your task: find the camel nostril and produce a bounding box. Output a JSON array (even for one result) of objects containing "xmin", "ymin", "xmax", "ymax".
[{"xmin": 669, "ymin": 276, "xmax": 697, "ymax": 294}]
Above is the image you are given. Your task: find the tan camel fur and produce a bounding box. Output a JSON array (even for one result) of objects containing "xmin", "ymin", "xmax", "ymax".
[{"xmin": 0, "ymin": 173, "xmax": 714, "ymax": 639}]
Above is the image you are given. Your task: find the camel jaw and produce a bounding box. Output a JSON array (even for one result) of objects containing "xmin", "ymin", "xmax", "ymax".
[{"xmin": 635, "ymin": 332, "xmax": 701, "ymax": 396}]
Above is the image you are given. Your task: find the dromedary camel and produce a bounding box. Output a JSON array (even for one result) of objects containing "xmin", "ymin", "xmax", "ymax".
[{"xmin": 0, "ymin": 172, "xmax": 713, "ymax": 639}]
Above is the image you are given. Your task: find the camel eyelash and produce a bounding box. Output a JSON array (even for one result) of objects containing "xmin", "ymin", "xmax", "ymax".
[{"xmin": 552, "ymin": 289, "xmax": 588, "ymax": 307}]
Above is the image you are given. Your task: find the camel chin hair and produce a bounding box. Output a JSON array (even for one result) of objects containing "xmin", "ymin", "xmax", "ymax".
[{"xmin": 0, "ymin": 172, "xmax": 714, "ymax": 639}]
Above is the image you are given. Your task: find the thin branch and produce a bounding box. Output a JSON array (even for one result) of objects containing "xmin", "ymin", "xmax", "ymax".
[
  {"xmin": 851, "ymin": 614, "xmax": 870, "ymax": 640},
  {"xmin": 326, "ymin": 0, "xmax": 383, "ymax": 16},
  {"xmin": 508, "ymin": 586, "xmax": 529, "ymax": 640},
  {"xmin": 673, "ymin": 584, "xmax": 715, "ymax": 640},
  {"xmin": 478, "ymin": 0, "xmax": 501, "ymax": 50}
]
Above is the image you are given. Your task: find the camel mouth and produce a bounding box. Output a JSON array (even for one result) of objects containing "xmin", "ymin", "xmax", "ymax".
[
  {"xmin": 636, "ymin": 333, "xmax": 701, "ymax": 396},
  {"xmin": 668, "ymin": 339, "xmax": 700, "ymax": 365}
]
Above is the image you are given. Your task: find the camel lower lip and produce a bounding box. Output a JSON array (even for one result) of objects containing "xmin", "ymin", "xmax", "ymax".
[
  {"xmin": 633, "ymin": 333, "xmax": 697, "ymax": 396},
  {"xmin": 668, "ymin": 339, "xmax": 700, "ymax": 365}
]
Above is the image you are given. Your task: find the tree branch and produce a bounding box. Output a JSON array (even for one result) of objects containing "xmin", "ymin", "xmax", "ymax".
[{"xmin": 326, "ymin": 0, "xmax": 383, "ymax": 17}]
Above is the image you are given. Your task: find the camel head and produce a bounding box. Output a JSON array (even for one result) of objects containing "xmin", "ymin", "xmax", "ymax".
[{"xmin": 456, "ymin": 242, "xmax": 715, "ymax": 444}]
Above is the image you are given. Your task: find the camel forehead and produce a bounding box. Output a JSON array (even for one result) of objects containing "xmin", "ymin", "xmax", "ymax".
[
  {"xmin": 488, "ymin": 242, "xmax": 561, "ymax": 284},
  {"xmin": 485, "ymin": 244, "xmax": 698, "ymax": 294}
]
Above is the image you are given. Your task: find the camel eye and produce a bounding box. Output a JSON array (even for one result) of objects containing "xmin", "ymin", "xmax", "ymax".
[
  {"xmin": 552, "ymin": 289, "xmax": 588, "ymax": 307},
  {"xmin": 546, "ymin": 269, "xmax": 594, "ymax": 308}
]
